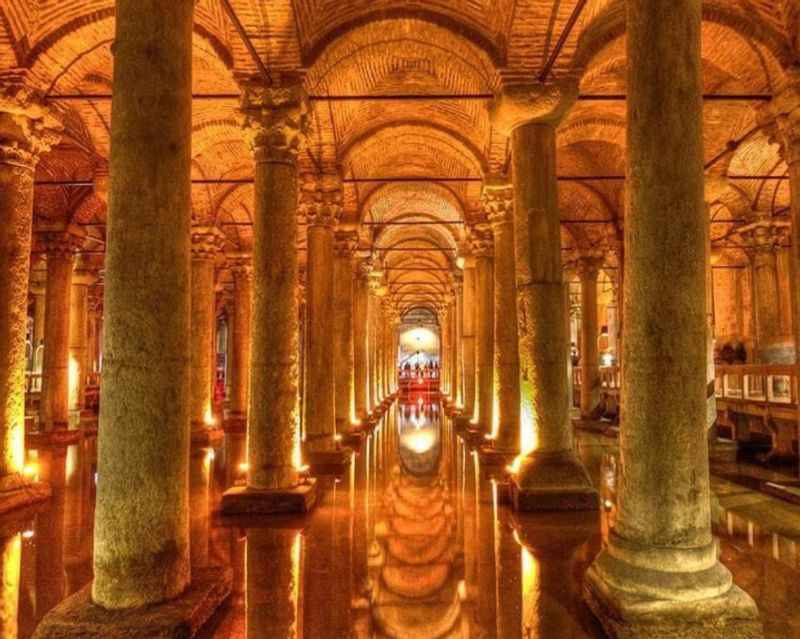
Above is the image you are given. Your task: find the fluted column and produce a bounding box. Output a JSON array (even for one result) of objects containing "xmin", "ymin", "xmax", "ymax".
[
  {"xmin": 301, "ymin": 175, "xmax": 342, "ymax": 451},
  {"xmin": 0, "ymin": 70, "xmax": 60, "ymax": 506},
  {"xmin": 584, "ymin": 3, "xmax": 761, "ymax": 636},
  {"xmin": 353, "ymin": 261, "xmax": 370, "ymax": 420},
  {"xmin": 493, "ymin": 80, "xmax": 596, "ymax": 509},
  {"xmin": 333, "ymin": 230, "xmax": 357, "ymax": 430},
  {"xmin": 90, "ymin": 0, "xmax": 196, "ymax": 609},
  {"xmin": 227, "ymin": 256, "xmax": 252, "ymax": 430},
  {"xmin": 39, "ymin": 228, "xmax": 84, "ymax": 431},
  {"xmin": 460, "ymin": 256, "xmax": 477, "ymax": 418},
  {"xmin": 577, "ymin": 254, "xmax": 603, "ymax": 419},
  {"xmin": 484, "ymin": 183, "xmax": 519, "ymax": 453}
]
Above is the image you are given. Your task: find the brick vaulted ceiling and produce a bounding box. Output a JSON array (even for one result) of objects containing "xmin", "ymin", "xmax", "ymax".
[{"xmin": 2, "ymin": 0, "xmax": 798, "ymax": 315}]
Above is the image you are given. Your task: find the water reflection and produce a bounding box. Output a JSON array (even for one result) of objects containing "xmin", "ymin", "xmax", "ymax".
[{"xmin": 9, "ymin": 407, "xmax": 800, "ymax": 639}]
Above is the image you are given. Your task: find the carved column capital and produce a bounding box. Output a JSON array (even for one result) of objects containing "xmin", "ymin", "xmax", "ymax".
[
  {"xmin": 0, "ymin": 69, "xmax": 62, "ymax": 169},
  {"xmin": 38, "ymin": 224, "xmax": 85, "ymax": 260},
  {"xmin": 758, "ymin": 68, "xmax": 800, "ymax": 166},
  {"xmin": 483, "ymin": 180, "xmax": 514, "ymax": 228},
  {"xmin": 191, "ymin": 225, "xmax": 226, "ymax": 259},
  {"xmin": 490, "ymin": 72, "xmax": 579, "ymax": 135},
  {"xmin": 227, "ymin": 252, "xmax": 253, "ymax": 282},
  {"xmin": 239, "ymin": 74, "xmax": 309, "ymax": 165},
  {"xmin": 299, "ymin": 174, "xmax": 343, "ymax": 227},
  {"xmin": 575, "ymin": 252, "xmax": 605, "ymax": 281},
  {"xmin": 738, "ymin": 212, "xmax": 790, "ymax": 256},
  {"xmin": 468, "ymin": 224, "xmax": 494, "ymax": 258}
]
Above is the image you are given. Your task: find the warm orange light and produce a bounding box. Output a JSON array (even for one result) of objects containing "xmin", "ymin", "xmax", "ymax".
[
  {"xmin": 22, "ymin": 530, "xmax": 34, "ymax": 540},
  {"xmin": 237, "ymin": 462, "xmax": 249, "ymax": 474},
  {"xmin": 22, "ymin": 463, "xmax": 38, "ymax": 481},
  {"xmin": 203, "ymin": 408, "xmax": 216, "ymax": 427}
]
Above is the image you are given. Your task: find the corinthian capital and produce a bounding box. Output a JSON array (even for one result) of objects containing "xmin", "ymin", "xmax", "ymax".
[
  {"xmin": 191, "ymin": 225, "xmax": 226, "ymax": 259},
  {"xmin": 468, "ymin": 224, "xmax": 494, "ymax": 257},
  {"xmin": 758, "ymin": 67, "xmax": 800, "ymax": 166},
  {"xmin": 0, "ymin": 69, "xmax": 62, "ymax": 168},
  {"xmin": 490, "ymin": 72, "xmax": 579, "ymax": 135},
  {"xmin": 239, "ymin": 73, "xmax": 309, "ymax": 164},
  {"xmin": 482, "ymin": 180, "xmax": 514, "ymax": 227},
  {"xmin": 299, "ymin": 174, "xmax": 343, "ymax": 227},
  {"xmin": 334, "ymin": 229, "xmax": 359, "ymax": 257}
]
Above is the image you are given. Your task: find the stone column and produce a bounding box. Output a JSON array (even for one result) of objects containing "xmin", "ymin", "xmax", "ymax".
[
  {"xmin": 577, "ymin": 254, "xmax": 603, "ymax": 419},
  {"xmin": 460, "ymin": 256, "xmax": 477, "ymax": 418},
  {"xmin": 493, "ymin": 82, "xmax": 596, "ymax": 509},
  {"xmin": 0, "ymin": 70, "xmax": 59, "ymax": 509},
  {"xmin": 584, "ymin": 2, "xmax": 762, "ymax": 636},
  {"xmin": 758, "ymin": 71, "xmax": 800, "ymax": 367},
  {"xmin": 301, "ymin": 175, "xmax": 342, "ymax": 451},
  {"xmin": 353, "ymin": 261, "xmax": 370, "ymax": 420},
  {"xmin": 453, "ymin": 276, "xmax": 464, "ymax": 407},
  {"xmin": 39, "ymin": 227, "xmax": 84, "ymax": 431},
  {"xmin": 740, "ymin": 214, "xmax": 791, "ymax": 363},
  {"xmin": 367, "ymin": 291, "xmax": 379, "ymax": 412},
  {"xmin": 68, "ymin": 265, "xmax": 95, "ymax": 415},
  {"xmin": 222, "ymin": 79, "xmax": 312, "ymax": 508},
  {"xmin": 227, "ymin": 256, "xmax": 251, "ymax": 431},
  {"xmin": 333, "ymin": 230, "xmax": 357, "ymax": 430},
  {"xmin": 472, "ymin": 229, "xmax": 494, "ymax": 432},
  {"xmin": 484, "ymin": 183, "xmax": 520, "ymax": 454},
  {"xmin": 189, "ymin": 226, "xmax": 224, "ymax": 441},
  {"xmin": 92, "ymin": 0, "xmax": 196, "ymax": 609},
  {"xmin": 31, "ymin": 282, "xmax": 46, "ymax": 365}
]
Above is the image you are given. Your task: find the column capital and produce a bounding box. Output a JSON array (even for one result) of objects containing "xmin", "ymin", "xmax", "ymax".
[
  {"xmin": 482, "ymin": 180, "xmax": 514, "ymax": 227},
  {"xmin": 758, "ymin": 67, "xmax": 800, "ymax": 166},
  {"xmin": 575, "ymin": 251, "xmax": 605, "ymax": 280},
  {"xmin": 239, "ymin": 73, "xmax": 309, "ymax": 164},
  {"xmin": 37, "ymin": 223, "xmax": 85, "ymax": 259},
  {"xmin": 191, "ymin": 225, "xmax": 226, "ymax": 259},
  {"xmin": 0, "ymin": 69, "xmax": 62, "ymax": 168},
  {"xmin": 299, "ymin": 173, "xmax": 343, "ymax": 227},
  {"xmin": 738, "ymin": 212, "xmax": 790, "ymax": 255},
  {"xmin": 467, "ymin": 224, "xmax": 494, "ymax": 258},
  {"xmin": 490, "ymin": 73, "xmax": 579, "ymax": 135},
  {"xmin": 227, "ymin": 252, "xmax": 253, "ymax": 281},
  {"xmin": 333, "ymin": 228, "xmax": 359, "ymax": 257}
]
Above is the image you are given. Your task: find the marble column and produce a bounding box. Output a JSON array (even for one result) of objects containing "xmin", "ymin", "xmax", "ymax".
[
  {"xmin": 39, "ymin": 228, "xmax": 83, "ymax": 431},
  {"xmin": 233, "ymin": 79, "xmax": 308, "ymax": 496},
  {"xmin": 368, "ymin": 291, "xmax": 379, "ymax": 412},
  {"xmin": 0, "ymin": 70, "xmax": 59, "ymax": 508},
  {"xmin": 301, "ymin": 175, "xmax": 342, "ymax": 451},
  {"xmin": 92, "ymin": 0, "xmax": 195, "ymax": 608},
  {"xmin": 472, "ymin": 230, "xmax": 494, "ymax": 432},
  {"xmin": 333, "ymin": 230, "xmax": 357, "ymax": 430},
  {"xmin": 68, "ymin": 265, "xmax": 95, "ymax": 415},
  {"xmin": 758, "ymin": 71, "xmax": 800, "ymax": 367},
  {"xmin": 741, "ymin": 215, "xmax": 790, "ymax": 363},
  {"xmin": 577, "ymin": 255, "xmax": 603, "ymax": 419},
  {"xmin": 493, "ymin": 82, "xmax": 596, "ymax": 509},
  {"xmin": 189, "ymin": 226, "xmax": 224, "ymax": 439},
  {"xmin": 453, "ymin": 276, "xmax": 464, "ymax": 407},
  {"xmin": 31, "ymin": 283, "xmax": 46, "ymax": 365},
  {"xmin": 584, "ymin": 2, "xmax": 762, "ymax": 636},
  {"xmin": 353, "ymin": 261, "xmax": 370, "ymax": 420},
  {"xmin": 484, "ymin": 183, "xmax": 520, "ymax": 453},
  {"xmin": 461, "ymin": 256, "xmax": 477, "ymax": 419},
  {"xmin": 227, "ymin": 256, "xmax": 252, "ymax": 431}
]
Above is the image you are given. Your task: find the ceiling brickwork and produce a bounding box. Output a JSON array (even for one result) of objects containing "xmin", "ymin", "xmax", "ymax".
[{"xmin": 2, "ymin": 0, "xmax": 799, "ymax": 315}]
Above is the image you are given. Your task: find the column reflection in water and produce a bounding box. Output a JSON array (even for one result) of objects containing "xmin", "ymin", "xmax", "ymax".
[
  {"xmin": 0, "ymin": 533, "xmax": 21, "ymax": 639},
  {"xmin": 368, "ymin": 396, "xmax": 467, "ymax": 637}
]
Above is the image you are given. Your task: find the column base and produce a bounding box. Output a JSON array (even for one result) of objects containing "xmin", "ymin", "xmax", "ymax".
[
  {"xmin": 306, "ymin": 449, "xmax": 353, "ymax": 476},
  {"xmin": 220, "ymin": 479, "xmax": 317, "ymax": 516},
  {"xmin": 222, "ymin": 415, "xmax": 247, "ymax": 435},
  {"xmin": 190, "ymin": 427, "xmax": 224, "ymax": 448},
  {"xmin": 477, "ymin": 446, "xmax": 516, "ymax": 468},
  {"xmin": 0, "ymin": 479, "xmax": 51, "ymax": 517},
  {"xmin": 584, "ymin": 551, "xmax": 762, "ymax": 639},
  {"xmin": 511, "ymin": 450, "xmax": 598, "ymax": 511},
  {"xmin": 26, "ymin": 428, "xmax": 82, "ymax": 449},
  {"xmin": 33, "ymin": 565, "xmax": 233, "ymax": 639}
]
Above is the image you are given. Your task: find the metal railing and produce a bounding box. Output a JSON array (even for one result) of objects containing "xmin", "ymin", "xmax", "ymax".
[{"xmin": 715, "ymin": 364, "xmax": 797, "ymax": 406}]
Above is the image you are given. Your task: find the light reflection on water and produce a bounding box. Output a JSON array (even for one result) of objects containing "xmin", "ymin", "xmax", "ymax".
[{"xmin": 7, "ymin": 404, "xmax": 800, "ymax": 638}]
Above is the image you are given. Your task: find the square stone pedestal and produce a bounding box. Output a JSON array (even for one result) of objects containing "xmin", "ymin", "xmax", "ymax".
[
  {"xmin": 26, "ymin": 428, "xmax": 82, "ymax": 450},
  {"xmin": 190, "ymin": 427, "xmax": 224, "ymax": 448},
  {"xmin": 307, "ymin": 449, "xmax": 352, "ymax": 476},
  {"xmin": 222, "ymin": 416, "xmax": 246, "ymax": 435},
  {"xmin": 477, "ymin": 446, "xmax": 514, "ymax": 468},
  {"xmin": 584, "ymin": 572, "xmax": 763, "ymax": 639},
  {"xmin": 0, "ymin": 481, "xmax": 51, "ymax": 521},
  {"xmin": 511, "ymin": 478, "xmax": 599, "ymax": 511},
  {"xmin": 220, "ymin": 479, "xmax": 318, "ymax": 516},
  {"xmin": 33, "ymin": 566, "xmax": 232, "ymax": 639}
]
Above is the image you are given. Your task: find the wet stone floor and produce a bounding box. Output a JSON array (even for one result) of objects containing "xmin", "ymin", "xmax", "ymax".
[{"xmin": 8, "ymin": 399, "xmax": 800, "ymax": 638}]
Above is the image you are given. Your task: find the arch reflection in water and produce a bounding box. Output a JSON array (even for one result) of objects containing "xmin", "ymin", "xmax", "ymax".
[{"xmin": 368, "ymin": 399, "xmax": 466, "ymax": 638}]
